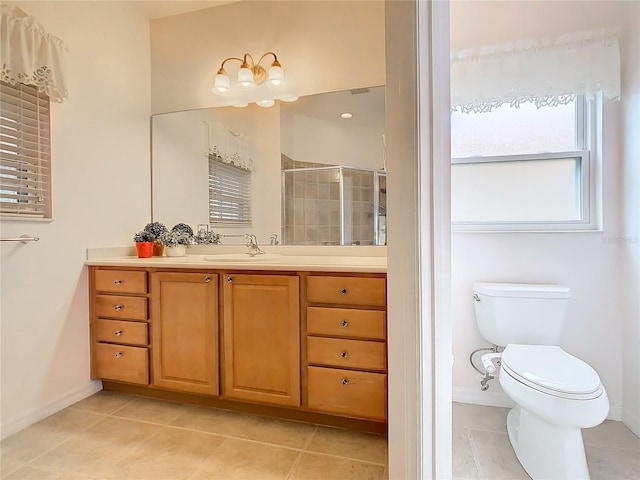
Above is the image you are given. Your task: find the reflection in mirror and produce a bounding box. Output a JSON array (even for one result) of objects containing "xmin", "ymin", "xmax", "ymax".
[
  {"xmin": 151, "ymin": 86, "xmax": 386, "ymax": 246},
  {"xmin": 280, "ymin": 86, "xmax": 386, "ymax": 245}
]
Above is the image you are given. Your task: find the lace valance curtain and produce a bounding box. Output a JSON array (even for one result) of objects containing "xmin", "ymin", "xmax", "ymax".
[
  {"xmin": 451, "ymin": 28, "xmax": 621, "ymax": 113},
  {"xmin": 0, "ymin": 2, "xmax": 68, "ymax": 102}
]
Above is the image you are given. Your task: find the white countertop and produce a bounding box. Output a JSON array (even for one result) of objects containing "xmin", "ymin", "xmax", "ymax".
[{"xmin": 85, "ymin": 246, "xmax": 387, "ymax": 273}]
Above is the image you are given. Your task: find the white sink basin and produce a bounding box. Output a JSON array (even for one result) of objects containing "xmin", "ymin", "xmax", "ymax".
[{"xmin": 203, "ymin": 253, "xmax": 282, "ymax": 263}]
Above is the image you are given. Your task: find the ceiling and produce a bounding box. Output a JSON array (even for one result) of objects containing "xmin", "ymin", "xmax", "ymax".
[{"xmin": 130, "ymin": 1, "xmax": 235, "ymax": 19}]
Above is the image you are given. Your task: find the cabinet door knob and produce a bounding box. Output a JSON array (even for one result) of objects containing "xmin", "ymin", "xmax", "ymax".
[
  {"xmin": 204, "ymin": 276, "xmax": 211, "ymax": 283},
  {"xmin": 114, "ymin": 352, "xmax": 123, "ymax": 358},
  {"xmin": 114, "ymin": 280, "xmax": 122, "ymax": 285},
  {"xmin": 340, "ymin": 351, "xmax": 348, "ymax": 358},
  {"xmin": 341, "ymin": 378, "xmax": 349, "ymax": 386},
  {"xmin": 340, "ymin": 288, "xmax": 347, "ymax": 295},
  {"xmin": 227, "ymin": 277, "xmax": 233, "ymax": 283},
  {"xmin": 340, "ymin": 320, "xmax": 348, "ymax": 328},
  {"xmin": 114, "ymin": 305, "xmax": 122, "ymax": 311},
  {"xmin": 114, "ymin": 330, "xmax": 122, "ymax": 336}
]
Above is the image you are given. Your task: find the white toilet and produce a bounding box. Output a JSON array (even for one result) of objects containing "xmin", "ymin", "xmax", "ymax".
[{"xmin": 473, "ymin": 282, "xmax": 609, "ymax": 480}]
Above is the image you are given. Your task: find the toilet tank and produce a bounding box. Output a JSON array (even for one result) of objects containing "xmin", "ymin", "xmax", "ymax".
[{"xmin": 473, "ymin": 282, "xmax": 571, "ymax": 347}]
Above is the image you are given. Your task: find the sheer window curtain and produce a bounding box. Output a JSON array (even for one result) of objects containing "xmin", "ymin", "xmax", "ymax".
[
  {"xmin": 0, "ymin": 2, "xmax": 68, "ymax": 102},
  {"xmin": 451, "ymin": 28, "xmax": 621, "ymax": 113}
]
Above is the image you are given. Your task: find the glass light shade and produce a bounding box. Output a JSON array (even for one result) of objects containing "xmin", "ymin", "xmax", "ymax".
[
  {"xmin": 237, "ymin": 66, "xmax": 256, "ymax": 89},
  {"xmin": 212, "ymin": 72, "xmax": 231, "ymax": 95},
  {"xmin": 232, "ymin": 103, "xmax": 249, "ymax": 108},
  {"xmin": 256, "ymin": 99, "xmax": 275, "ymax": 108},
  {"xmin": 280, "ymin": 96, "xmax": 299, "ymax": 102},
  {"xmin": 266, "ymin": 65, "xmax": 285, "ymax": 88}
]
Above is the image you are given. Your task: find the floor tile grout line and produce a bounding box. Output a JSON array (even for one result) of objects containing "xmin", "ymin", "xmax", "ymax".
[
  {"xmin": 466, "ymin": 426, "xmax": 484, "ymax": 480},
  {"xmin": 284, "ymin": 450, "xmax": 306, "ymax": 480},
  {"xmin": 18, "ymin": 413, "xmax": 108, "ymax": 468}
]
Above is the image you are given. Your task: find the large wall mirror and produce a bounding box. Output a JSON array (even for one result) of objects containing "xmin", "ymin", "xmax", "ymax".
[{"xmin": 151, "ymin": 85, "xmax": 386, "ymax": 246}]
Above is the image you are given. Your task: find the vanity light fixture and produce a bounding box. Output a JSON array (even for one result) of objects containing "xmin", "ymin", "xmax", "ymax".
[
  {"xmin": 340, "ymin": 112, "xmax": 353, "ymax": 119},
  {"xmin": 280, "ymin": 96, "xmax": 299, "ymax": 102},
  {"xmin": 256, "ymin": 99, "xmax": 276, "ymax": 108},
  {"xmin": 212, "ymin": 51, "xmax": 284, "ymax": 96}
]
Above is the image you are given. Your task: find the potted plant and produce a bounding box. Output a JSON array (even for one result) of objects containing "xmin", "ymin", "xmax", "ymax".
[
  {"xmin": 133, "ymin": 230, "xmax": 154, "ymax": 258},
  {"xmin": 161, "ymin": 228, "xmax": 195, "ymax": 257},
  {"xmin": 144, "ymin": 222, "xmax": 168, "ymax": 256}
]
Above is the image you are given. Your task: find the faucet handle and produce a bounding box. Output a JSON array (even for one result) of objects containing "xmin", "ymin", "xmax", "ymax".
[{"xmin": 269, "ymin": 233, "xmax": 279, "ymax": 245}]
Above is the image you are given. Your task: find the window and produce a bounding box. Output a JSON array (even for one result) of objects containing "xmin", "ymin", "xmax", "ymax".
[
  {"xmin": 0, "ymin": 81, "xmax": 52, "ymax": 218},
  {"xmin": 208, "ymin": 154, "xmax": 252, "ymax": 225},
  {"xmin": 451, "ymin": 95, "xmax": 599, "ymax": 231}
]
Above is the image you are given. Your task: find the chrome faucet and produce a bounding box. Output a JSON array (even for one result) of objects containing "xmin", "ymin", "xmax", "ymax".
[{"xmin": 269, "ymin": 233, "xmax": 279, "ymax": 245}]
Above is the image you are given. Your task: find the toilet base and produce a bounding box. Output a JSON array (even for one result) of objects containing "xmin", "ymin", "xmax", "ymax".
[{"xmin": 506, "ymin": 407, "xmax": 591, "ymax": 480}]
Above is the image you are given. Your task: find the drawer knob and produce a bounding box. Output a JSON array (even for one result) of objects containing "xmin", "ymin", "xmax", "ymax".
[
  {"xmin": 114, "ymin": 305, "xmax": 123, "ymax": 311},
  {"xmin": 340, "ymin": 288, "xmax": 347, "ymax": 295},
  {"xmin": 227, "ymin": 277, "xmax": 233, "ymax": 283},
  {"xmin": 114, "ymin": 330, "xmax": 122, "ymax": 336},
  {"xmin": 340, "ymin": 320, "xmax": 348, "ymax": 328},
  {"xmin": 114, "ymin": 280, "xmax": 122, "ymax": 285},
  {"xmin": 114, "ymin": 352, "xmax": 123, "ymax": 358},
  {"xmin": 205, "ymin": 276, "xmax": 211, "ymax": 283},
  {"xmin": 341, "ymin": 378, "xmax": 349, "ymax": 386},
  {"xmin": 340, "ymin": 351, "xmax": 348, "ymax": 358}
]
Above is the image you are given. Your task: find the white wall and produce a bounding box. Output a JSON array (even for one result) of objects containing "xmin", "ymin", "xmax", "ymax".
[
  {"xmin": 0, "ymin": 1, "xmax": 151, "ymax": 438},
  {"xmin": 620, "ymin": 1, "xmax": 640, "ymax": 436},
  {"xmin": 450, "ymin": 1, "xmax": 639, "ymax": 423}
]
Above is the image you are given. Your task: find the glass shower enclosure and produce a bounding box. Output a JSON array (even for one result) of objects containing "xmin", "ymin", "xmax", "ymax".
[{"xmin": 281, "ymin": 166, "xmax": 387, "ymax": 246}]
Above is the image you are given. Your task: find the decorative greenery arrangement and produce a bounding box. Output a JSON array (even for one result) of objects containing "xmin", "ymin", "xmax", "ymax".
[
  {"xmin": 195, "ymin": 230, "xmax": 221, "ymax": 245},
  {"xmin": 133, "ymin": 230, "xmax": 154, "ymax": 243},
  {"xmin": 161, "ymin": 230, "xmax": 195, "ymax": 247},
  {"xmin": 171, "ymin": 223, "xmax": 194, "ymax": 237},
  {"xmin": 143, "ymin": 222, "xmax": 168, "ymax": 242}
]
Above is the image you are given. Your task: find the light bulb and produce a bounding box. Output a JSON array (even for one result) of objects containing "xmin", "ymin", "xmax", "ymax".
[
  {"xmin": 341, "ymin": 112, "xmax": 353, "ymax": 119},
  {"xmin": 266, "ymin": 61, "xmax": 284, "ymax": 89},
  {"xmin": 237, "ymin": 64, "xmax": 256, "ymax": 89},
  {"xmin": 212, "ymin": 70, "xmax": 231, "ymax": 96},
  {"xmin": 256, "ymin": 99, "xmax": 275, "ymax": 108}
]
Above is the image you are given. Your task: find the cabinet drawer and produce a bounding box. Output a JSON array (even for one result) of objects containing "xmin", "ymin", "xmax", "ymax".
[
  {"xmin": 307, "ymin": 307, "xmax": 386, "ymax": 340},
  {"xmin": 307, "ymin": 276, "xmax": 386, "ymax": 307},
  {"xmin": 94, "ymin": 343, "xmax": 149, "ymax": 385},
  {"xmin": 95, "ymin": 270, "xmax": 147, "ymax": 294},
  {"xmin": 307, "ymin": 336, "xmax": 386, "ymax": 372},
  {"xmin": 307, "ymin": 366, "xmax": 386, "ymax": 421},
  {"xmin": 95, "ymin": 319, "xmax": 148, "ymax": 346},
  {"xmin": 95, "ymin": 295, "xmax": 147, "ymax": 321}
]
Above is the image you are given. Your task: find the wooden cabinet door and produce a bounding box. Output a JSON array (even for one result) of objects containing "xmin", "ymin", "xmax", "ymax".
[
  {"xmin": 151, "ymin": 272, "xmax": 219, "ymax": 395},
  {"xmin": 223, "ymin": 274, "xmax": 300, "ymax": 407}
]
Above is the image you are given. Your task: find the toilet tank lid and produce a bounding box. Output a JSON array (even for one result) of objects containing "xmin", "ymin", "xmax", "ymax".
[{"xmin": 473, "ymin": 283, "xmax": 571, "ymax": 299}]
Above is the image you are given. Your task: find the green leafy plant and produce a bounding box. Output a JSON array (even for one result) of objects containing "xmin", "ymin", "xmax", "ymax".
[
  {"xmin": 133, "ymin": 230, "xmax": 154, "ymax": 243},
  {"xmin": 161, "ymin": 230, "xmax": 195, "ymax": 247},
  {"xmin": 171, "ymin": 223, "xmax": 194, "ymax": 237},
  {"xmin": 143, "ymin": 222, "xmax": 168, "ymax": 242}
]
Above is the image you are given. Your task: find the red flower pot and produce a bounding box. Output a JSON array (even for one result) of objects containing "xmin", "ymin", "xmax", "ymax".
[{"xmin": 135, "ymin": 242, "xmax": 154, "ymax": 258}]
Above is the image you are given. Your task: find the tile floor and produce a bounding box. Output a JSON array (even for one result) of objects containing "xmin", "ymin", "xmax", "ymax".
[
  {"xmin": 0, "ymin": 391, "xmax": 387, "ymax": 480},
  {"xmin": 1, "ymin": 393, "xmax": 639, "ymax": 479},
  {"xmin": 453, "ymin": 402, "xmax": 640, "ymax": 480}
]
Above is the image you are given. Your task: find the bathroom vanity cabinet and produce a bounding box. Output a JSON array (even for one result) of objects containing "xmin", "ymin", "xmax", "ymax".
[{"xmin": 88, "ymin": 264, "xmax": 387, "ymax": 431}]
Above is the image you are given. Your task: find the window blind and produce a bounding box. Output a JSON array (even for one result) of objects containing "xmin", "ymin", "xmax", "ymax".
[
  {"xmin": 208, "ymin": 155, "xmax": 252, "ymax": 225},
  {"xmin": 0, "ymin": 81, "xmax": 52, "ymax": 217}
]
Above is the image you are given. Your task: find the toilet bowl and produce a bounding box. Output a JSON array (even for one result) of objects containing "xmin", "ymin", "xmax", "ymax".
[
  {"xmin": 473, "ymin": 283, "xmax": 609, "ymax": 479},
  {"xmin": 499, "ymin": 344, "xmax": 609, "ymax": 479}
]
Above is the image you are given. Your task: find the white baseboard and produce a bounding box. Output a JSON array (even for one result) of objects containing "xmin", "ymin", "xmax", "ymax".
[
  {"xmin": 1, "ymin": 381, "xmax": 102, "ymax": 440},
  {"xmin": 453, "ymin": 385, "xmax": 515, "ymax": 409},
  {"xmin": 453, "ymin": 385, "xmax": 623, "ymax": 421},
  {"xmin": 622, "ymin": 408, "xmax": 640, "ymax": 438}
]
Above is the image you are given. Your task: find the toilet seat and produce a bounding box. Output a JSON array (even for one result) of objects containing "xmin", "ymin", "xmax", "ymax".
[{"xmin": 501, "ymin": 344, "xmax": 603, "ymax": 400}]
